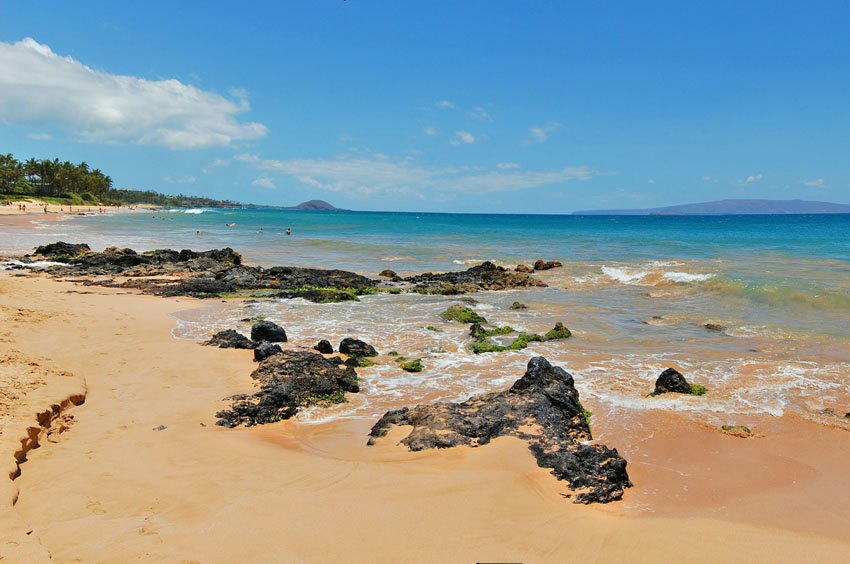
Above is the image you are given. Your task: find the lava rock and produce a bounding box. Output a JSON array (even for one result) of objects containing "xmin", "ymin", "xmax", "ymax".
[
  {"xmin": 314, "ymin": 339, "xmax": 334, "ymax": 354},
  {"xmin": 254, "ymin": 341, "xmax": 282, "ymax": 362},
  {"xmin": 251, "ymin": 320, "xmax": 288, "ymax": 343},
  {"xmin": 33, "ymin": 242, "xmax": 90, "ymax": 259},
  {"xmin": 204, "ymin": 329, "xmax": 256, "ymax": 349},
  {"xmin": 515, "ymin": 264, "xmax": 533, "ymax": 273},
  {"xmin": 339, "ymin": 337, "xmax": 378, "ymax": 357},
  {"xmin": 216, "ymin": 350, "xmax": 359, "ymax": 427},
  {"xmin": 379, "ymin": 269, "xmax": 400, "ymax": 279},
  {"xmin": 403, "ymin": 261, "xmax": 546, "ymax": 293},
  {"xmin": 652, "ymin": 368, "xmax": 692, "ymax": 395},
  {"xmin": 533, "ymin": 259, "xmax": 562, "ymax": 271},
  {"xmin": 510, "ymin": 301, "xmax": 528, "ymax": 309},
  {"xmin": 368, "ymin": 356, "xmax": 631, "ymax": 504},
  {"xmin": 704, "ymin": 323, "xmax": 725, "ymax": 332}
]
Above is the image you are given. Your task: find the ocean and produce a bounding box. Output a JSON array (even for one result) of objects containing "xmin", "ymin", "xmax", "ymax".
[{"xmin": 6, "ymin": 209, "xmax": 850, "ymax": 426}]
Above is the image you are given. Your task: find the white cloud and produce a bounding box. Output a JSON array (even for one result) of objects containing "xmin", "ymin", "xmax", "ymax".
[
  {"xmin": 803, "ymin": 178, "xmax": 825, "ymax": 187},
  {"xmin": 496, "ymin": 162, "xmax": 520, "ymax": 169},
  {"xmin": 436, "ymin": 100, "xmax": 455, "ymax": 109},
  {"xmin": 526, "ymin": 122, "xmax": 560, "ymax": 144},
  {"xmin": 741, "ymin": 173, "xmax": 763, "ymax": 184},
  {"xmin": 163, "ymin": 175, "xmax": 196, "ymax": 184},
  {"xmin": 468, "ymin": 106, "xmax": 492, "ymax": 122},
  {"xmin": 252, "ymin": 176, "xmax": 276, "ymax": 189},
  {"xmin": 647, "ymin": 178, "xmax": 656, "ymax": 184},
  {"xmin": 702, "ymin": 175, "xmax": 712, "ymax": 181},
  {"xmin": 202, "ymin": 158, "xmax": 230, "ymax": 174},
  {"xmin": 26, "ymin": 132, "xmax": 52, "ymax": 140},
  {"xmin": 423, "ymin": 127, "xmax": 437, "ymax": 136},
  {"xmin": 235, "ymin": 152, "xmax": 594, "ymax": 198},
  {"xmin": 0, "ymin": 37, "xmax": 267, "ymax": 149},
  {"xmin": 451, "ymin": 131, "xmax": 476, "ymax": 146}
]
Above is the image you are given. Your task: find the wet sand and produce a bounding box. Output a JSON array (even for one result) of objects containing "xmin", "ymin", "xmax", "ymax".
[{"xmin": 1, "ymin": 271, "xmax": 849, "ymax": 562}]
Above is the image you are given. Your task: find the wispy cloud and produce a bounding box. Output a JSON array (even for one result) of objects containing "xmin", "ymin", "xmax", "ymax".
[
  {"xmin": 496, "ymin": 162, "xmax": 520, "ymax": 169},
  {"xmin": 163, "ymin": 175, "xmax": 197, "ymax": 184},
  {"xmin": 742, "ymin": 173, "xmax": 763, "ymax": 184},
  {"xmin": 468, "ymin": 106, "xmax": 492, "ymax": 122},
  {"xmin": 647, "ymin": 178, "xmax": 656, "ymax": 184},
  {"xmin": 252, "ymin": 176, "xmax": 276, "ymax": 189},
  {"xmin": 436, "ymin": 100, "xmax": 455, "ymax": 109},
  {"xmin": 26, "ymin": 132, "xmax": 52, "ymax": 140},
  {"xmin": 450, "ymin": 131, "xmax": 476, "ymax": 146},
  {"xmin": 423, "ymin": 127, "xmax": 437, "ymax": 136},
  {"xmin": 803, "ymin": 178, "xmax": 825, "ymax": 187},
  {"xmin": 235, "ymin": 153, "xmax": 594, "ymax": 198},
  {"xmin": 525, "ymin": 122, "xmax": 560, "ymax": 144},
  {"xmin": 202, "ymin": 158, "xmax": 230, "ymax": 174},
  {"xmin": 0, "ymin": 37, "xmax": 267, "ymax": 149}
]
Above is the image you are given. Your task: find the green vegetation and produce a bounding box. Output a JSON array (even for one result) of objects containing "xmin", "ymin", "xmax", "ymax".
[
  {"xmin": 425, "ymin": 326, "xmax": 441, "ymax": 332},
  {"xmin": 690, "ymin": 384, "xmax": 708, "ymax": 396},
  {"xmin": 545, "ymin": 322, "xmax": 572, "ymax": 340},
  {"xmin": 399, "ymin": 359, "xmax": 424, "ymax": 373},
  {"xmin": 351, "ymin": 358, "xmax": 377, "ymax": 367},
  {"xmin": 387, "ymin": 351, "xmax": 399, "ymax": 356},
  {"xmin": 471, "ymin": 332, "xmax": 546, "ymax": 354},
  {"xmin": 440, "ymin": 305, "xmax": 487, "ymax": 323},
  {"xmin": 0, "ymin": 152, "xmax": 243, "ymax": 207},
  {"xmin": 297, "ymin": 389, "xmax": 347, "ymax": 407},
  {"xmin": 721, "ymin": 424, "xmax": 751, "ymax": 434},
  {"xmin": 583, "ymin": 409, "xmax": 592, "ymax": 426}
]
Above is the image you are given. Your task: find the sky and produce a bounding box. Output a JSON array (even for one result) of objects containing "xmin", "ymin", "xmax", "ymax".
[{"xmin": 1, "ymin": 1, "xmax": 849, "ymax": 213}]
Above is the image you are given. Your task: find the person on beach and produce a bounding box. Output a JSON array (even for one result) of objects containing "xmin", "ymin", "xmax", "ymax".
[{"xmin": 285, "ymin": 227, "xmax": 292, "ymax": 236}]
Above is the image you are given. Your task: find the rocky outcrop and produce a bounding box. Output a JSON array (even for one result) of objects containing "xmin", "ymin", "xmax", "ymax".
[
  {"xmin": 510, "ymin": 301, "xmax": 528, "ymax": 309},
  {"xmin": 33, "ymin": 241, "xmax": 91, "ymax": 258},
  {"xmin": 652, "ymin": 368, "xmax": 692, "ymax": 395},
  {"xmin": 368, "ymin": 356, "xmax": 631, "ymax": 504},
  {"xmin": 205, "ymin": 330, "xmax": 256, "ymax": 349},
  {"xmin": 403, "ymin": 261, "xmax": 546, "ymax": 293},
  {"xmin": 216, "ymin": 351, "xmax": 359, "ymax": 427},
  {"xmin": 533, "ymin": 259, "xmax": 562, "ymax": 271},
  {"xmin": 339, "ymin": 338, "xmax": 378, "ymax": 357},
  {"xmin": 515, "ymin": 264, "xmax": 532, "ymax": 273},
  {"xmin": 379, "ymin": 269, "xmax": 400, "ymax": 279},
  {"xmin": 314, "ymin": 339, "xmax": 334, "ymax": 354},
  {"xmin": 250, "ymin": 320, "xmax": 287, "ymax": 343},
  {"xmin": 254, "ymin": 342, "xmax": 282, "ymax": 362}
]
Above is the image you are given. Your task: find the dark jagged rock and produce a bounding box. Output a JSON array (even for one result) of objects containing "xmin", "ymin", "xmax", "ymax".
[
  {"xmin": 339, "ymin": 338, "xmax": 378, "ymax": 357},
  {"xmin": 652, "ymin": 368, "xmax": 692, "ymax": 395},
  {"xmin": 314, "ymin": 339, "xmax": 334, "ymax": 354},
  {"xmin": 368, "ymin": 356, "xmax": 631, "ymax": 504},
  {"xmin": 469, "ymin": 322, "xmax": 487, "ymax": 339},
  {"xmin": 251, "ymin": 320, "xmax": 288, "ymax": 343},
  {"xmin": 510, "ymin": 301, "xmax": 528, "ymax": 309},
  {"xmin": 216, "ymin": 350, "xmax": 359, "ymax": 427},
  {"xmin": 33, "ymin": 242, "xmax": 90, "ymax": 259},
  {"xmin": 704, "ymin": 323, "xmax": 725, "ymax": 332},
  {"xmin": 533, "ymin": 259, "xmax": 562, "ymax": 271},
  {"xmin": 404, "ymin": 261, "xmax": 546, "ymax": 293},
  {"xmin": 254, "ymin": 341, "xmax": 282, "ymax": 362},
  {"xmin": 205, "ymin": 329, "xmax": 256, "ymax": 349}
]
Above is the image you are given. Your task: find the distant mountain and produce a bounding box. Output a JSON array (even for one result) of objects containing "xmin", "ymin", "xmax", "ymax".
[
  {"xmin": 573, "ymin": 199, "xmax": 850, "ymax": 216},
  {"xmin": 291, "ymin": 199, "xmax": 341, "ymax": 211}
]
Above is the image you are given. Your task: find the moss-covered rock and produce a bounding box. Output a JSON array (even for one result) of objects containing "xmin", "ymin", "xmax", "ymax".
[
  {"xmin": 400, "ymin": 359, "xmax": 423, "ymax": 373},
  {"xmin": 440, "ymin": 305, "xmax": 487, "ymax": 323},
  {"xmin": 545, "ymin": 322, "xmax": 572, "ymax": 340}
]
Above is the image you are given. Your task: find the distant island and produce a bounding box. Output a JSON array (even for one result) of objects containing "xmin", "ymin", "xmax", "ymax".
[
  {"xmin": 573, "ymin": 199, "xmax": 850, "ymax": 216},
  {"xmin": 287, "ymin": 200, "xmax": 341, "ymax": 211}
]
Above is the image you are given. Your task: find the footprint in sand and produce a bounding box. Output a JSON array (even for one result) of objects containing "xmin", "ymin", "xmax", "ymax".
[{"xmin": 86, "ymin": 500, "xmax": 106, "ymax": 515}]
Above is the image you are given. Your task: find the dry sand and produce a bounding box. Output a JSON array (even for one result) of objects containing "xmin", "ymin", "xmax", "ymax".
[{"xmin": 1, "ymin": 272, "xmax": 849, "ymax": 562}]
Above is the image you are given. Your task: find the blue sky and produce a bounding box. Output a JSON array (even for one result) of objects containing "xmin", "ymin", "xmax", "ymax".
[{"xmin": 1, "ymin": 1, "xmax": 849, "ymax": 212}]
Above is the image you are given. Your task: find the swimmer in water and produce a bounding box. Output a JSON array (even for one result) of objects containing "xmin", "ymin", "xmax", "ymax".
[{"xmin": 285, "ymin": 227, "xmax": 292, "ymax": 236}]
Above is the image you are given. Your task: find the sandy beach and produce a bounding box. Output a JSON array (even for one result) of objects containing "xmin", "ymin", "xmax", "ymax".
[{"xmin": 1, "ymin": 266, "xmax": 849, "ymax": 562}]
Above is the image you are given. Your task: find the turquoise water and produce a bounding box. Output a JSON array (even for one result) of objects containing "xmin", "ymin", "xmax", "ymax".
[{"xmin": 5, "ymin": 209, "xmax": 850, "ymax": 424}]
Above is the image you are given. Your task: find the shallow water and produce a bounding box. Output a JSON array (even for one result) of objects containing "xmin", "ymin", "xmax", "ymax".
[{"xmin": 4, "ymin": 210, "xmax": 849, "ymax": 426}]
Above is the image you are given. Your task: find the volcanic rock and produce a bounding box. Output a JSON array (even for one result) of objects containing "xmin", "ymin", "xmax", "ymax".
[
  {"xmin": 339, "ymin": 338, "xmax": 378, "ymax": 357},
  {"xmin": 254, "ymin": 342, "xmax": 283, "ymax": 362},
  {"xmin": 314, "ymin": 339, "xmax": 334, "ymax": 354},
  {"xmin": 205, "ymin": 330, "xmax": 256, "ymax": 349},
  {"xmin": 251, "ymin": 320, "xmax": 288, "ymax": 343},
  {"xmin": 652, "ymin": 368, "xmax": 692, "ymax": 395},
  {"xmin": 368, "ymin": 356, "xmax": 631, "ymax": 504}
]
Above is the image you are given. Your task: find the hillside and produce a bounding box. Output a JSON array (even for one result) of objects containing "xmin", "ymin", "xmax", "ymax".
[{"xmin": 574, "ymin": 199, "xmax": 850, "ymax": 216}]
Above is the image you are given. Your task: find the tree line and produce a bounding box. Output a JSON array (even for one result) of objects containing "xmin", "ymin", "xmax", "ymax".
[{"xmin": 0, "ymin": 153, "xmax": 241, "ymax": 208}]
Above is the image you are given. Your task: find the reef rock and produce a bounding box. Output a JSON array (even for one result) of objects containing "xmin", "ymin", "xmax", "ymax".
[
  {"xmin": 251, "ymin": 320, "xmax": 288, "ymax": 343},
  {"xmin": 314, "ymin": 339, "xmax": 334, "ymax": 354},
  {"xmin": 33, "ymin": 241, "xmax": 91, "ymax": 259},
  {"xmin": 339, "ymin": 338, "xmax": 378, "ymax": 357},
  {"xmin": 368, "ymin": 356, "xmax": 631, "ymax": 504},
  {"xmin": 216, "ymin": 351, "xmax": 359, "ymax": 427},
  {"xmin": 253, "ymin": 341, "xmax": 283, "ymax": 362},
  {"xmin": 533, "ymin": 259, "xmax": 562, "ymax": 271},
  {"xmin": 205, "ymin": 329, "xmax": 256, "ymax": 349},
  {"xmin": 652, "ymin": 368, "xmax": 692, "ymax": 395},
  {"xmin": 403, "ymin": 261, "xmax": 546, "ymax": 293}
]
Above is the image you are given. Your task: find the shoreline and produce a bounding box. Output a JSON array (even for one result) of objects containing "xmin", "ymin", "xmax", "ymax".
[{"xmin": 0, "ymin": 269, "xmax": 848, "ymax": 561}]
